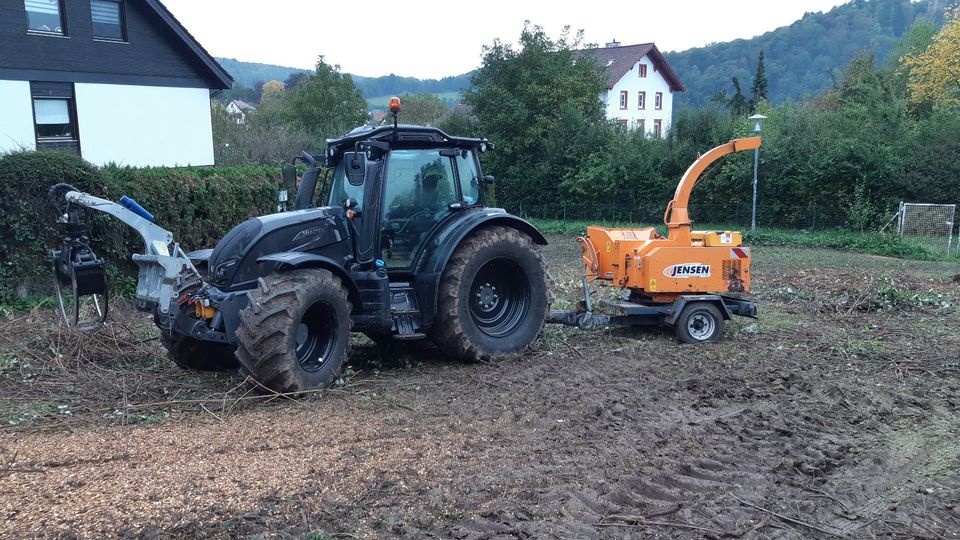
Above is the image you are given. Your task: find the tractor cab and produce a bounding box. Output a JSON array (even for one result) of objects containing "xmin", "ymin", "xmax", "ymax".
[
  {"xmin": 298, "ymin": 122, "xmax": 497, "ymax": 274},
  {"xmin": 325, "ymin": 131, "xmax": 487, "ymax": 269}
]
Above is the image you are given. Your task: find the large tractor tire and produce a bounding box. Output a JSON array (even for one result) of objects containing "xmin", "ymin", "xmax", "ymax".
[
  {"xmin": 432, "ymin": 226, "xmax": 550, "ymax": 361},
  {"xmin": 161, "ymin": 334, "xmax": 239, "ymax": 371},
  {"xmin": 235, "ymin": 269, "xmax": 352, "ymax": 393}
]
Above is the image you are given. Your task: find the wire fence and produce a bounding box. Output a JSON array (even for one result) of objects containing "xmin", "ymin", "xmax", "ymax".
[
  {"xmin": 508, "ymin": 203, "xmax": 858, "ymax": 230},
  {"xmin": 508, "ymin": 202, "xmax": 960, "ymax": 254}
]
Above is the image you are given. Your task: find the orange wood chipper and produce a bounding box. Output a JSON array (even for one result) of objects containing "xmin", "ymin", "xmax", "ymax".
[{"xmin": 549, "ymin": 136, "xmax": 761, "ymax": 343}]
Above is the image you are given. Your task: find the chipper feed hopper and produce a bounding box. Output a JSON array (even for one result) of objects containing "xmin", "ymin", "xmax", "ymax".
[{"xmin": 549, "ymin": 137, "xmax": 761, "ymax": 343}]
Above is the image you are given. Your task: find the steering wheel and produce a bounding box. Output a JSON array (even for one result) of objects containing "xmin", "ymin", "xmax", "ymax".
[{"xmin": 387, "ymin": 209, "xmax": 437, "ymax": 236}]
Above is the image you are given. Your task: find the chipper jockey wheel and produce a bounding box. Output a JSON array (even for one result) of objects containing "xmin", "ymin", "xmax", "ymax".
[{"xmin": 48, "ymin": 183, "xmax": 109, "ymax": 331}]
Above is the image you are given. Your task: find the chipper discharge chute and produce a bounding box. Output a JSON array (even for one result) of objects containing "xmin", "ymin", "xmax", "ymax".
[{"xmin": 549, "ymin": 136, "xmax": 762, "ymax": 343}]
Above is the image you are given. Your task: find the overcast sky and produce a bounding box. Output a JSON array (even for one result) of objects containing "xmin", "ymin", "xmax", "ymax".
[{"xmin": 161, "ymin": 0, "xmax": 851, "ymax": 79}]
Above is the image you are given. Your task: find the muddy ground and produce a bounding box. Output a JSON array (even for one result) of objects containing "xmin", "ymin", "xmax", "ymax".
[{"xmin": 1, "ymin": 237, "xmax": 959, "ymax": 539}]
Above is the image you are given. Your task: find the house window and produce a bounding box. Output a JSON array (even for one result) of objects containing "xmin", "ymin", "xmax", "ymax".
[
  {"xmin": 655, "ymin": 92, "xmax": 663, "ymax": 110},
  {"xmin": 31, "ymin": 82, "xmax": 80, "ymax": 154},
  {"xmin": 653, "ymin": 119, "xmax": 662, "ymax": 138},
  {"xmin": 91, "ymin": 0, "xmax": 126, "ymax": 41},
  {"xmin": 24, "ymin": 0, "xmax": 65, "ymax": 35},
  {"xmin": 637, "ymin": 119, "xmax": 645, "ymax": 132},
  {"xmin": 617, "ymin": 119, "xmax": 628, "ymax": 128},
  {"xmin": 637, "ymin": 91, "xmax": 646, "ymax": 110},
  {"xmin": 619, "ymin": 91, "xmax": 628, "ymax": 110},
  {"xmin": 639, "ymin": 64, "xmax": 647, "ymax": 77}
]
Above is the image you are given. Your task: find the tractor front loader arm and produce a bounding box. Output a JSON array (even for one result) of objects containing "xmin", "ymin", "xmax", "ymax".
[{"xmin": 64, "ymin": 191, "xmax": 201, "ymax": 321}]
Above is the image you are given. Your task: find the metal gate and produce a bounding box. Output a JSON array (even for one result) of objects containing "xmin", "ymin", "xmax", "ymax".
[{"xmin": 897, "ymin": 202, "xmax": 956, "ymax": 253}]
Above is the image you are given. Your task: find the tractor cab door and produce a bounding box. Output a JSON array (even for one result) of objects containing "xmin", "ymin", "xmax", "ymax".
[
  {"xmin": 381, "ymin": 149, "xmax": 461, "ymax": 269},
  {"xmin": 328, "ymin": 153, "xmax": 385, "ymax": 265}
]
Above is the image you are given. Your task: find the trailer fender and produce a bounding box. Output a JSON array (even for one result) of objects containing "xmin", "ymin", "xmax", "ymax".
[
  {"xmin": 257, "ymin": 252, "xmax": 362, "ymax": 308},
  {"xmin": 664, "ymin": 295, "xmax": 732, "ymax": 325}
]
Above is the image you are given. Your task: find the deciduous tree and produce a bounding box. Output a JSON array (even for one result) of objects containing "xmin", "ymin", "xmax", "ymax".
[
  {"xmin": 903, "ymin": 7, "xmax": 960, "ymax": 107},
  {"xmin": 396, "ymin": 93, "xmax": 449, "ymax": 125},
  {"xmin": 464, "ymin": 23, "xmax": 608, "ymax": 208},
  {"xmin": 278, "ymin": 57, "xmax": 369, "ymax": 143}
]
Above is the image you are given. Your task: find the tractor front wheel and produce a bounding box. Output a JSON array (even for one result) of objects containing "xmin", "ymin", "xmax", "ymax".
[
  {"xmin": 161, "ymin": 334, "xmax": 239, "ymax": 371},
  {"xmin": 432, "ymin": 226, "xmax": 549, "ymax": 361},
  {"xmin": 235, "ymin": 269, "xmax": 351, "ymax": 393}
]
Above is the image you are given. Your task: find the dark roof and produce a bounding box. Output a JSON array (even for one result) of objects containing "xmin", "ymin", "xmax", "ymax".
[
  {"xmin": 229, "ymin": 100, "xmax": 256, "ymax": 111},
  {"xmin": 574, "ymin": 42, "xmax": 684, "ymax": 93},
  {"xmin": 145, "ymin": 0, "xmax": 233, "ymax": 89}
]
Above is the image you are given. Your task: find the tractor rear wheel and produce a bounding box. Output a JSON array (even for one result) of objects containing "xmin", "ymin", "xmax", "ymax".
[
  {"xmin": 432, "ymin": 226, "xmax": 549, "ymax": 361},
  {"xmin": 235, "ymin": 269, "xmax": 351, "ymax": 393},
  {"xmin": 674, "ymin": 302, "xmax": 725, "ymax": 344},
  {"xmin": 161, "ymin": 334, "xmax": 239, "ymax": 371}
]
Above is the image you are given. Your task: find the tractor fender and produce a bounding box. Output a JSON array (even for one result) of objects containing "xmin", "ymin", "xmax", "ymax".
[
  {"xmin": 413, "ymin": 209, "xmax": 547, "ymax": 325},
  {"xmin": 257, "ymin": 252, "xmax": 362, "ymax": 308},
  {"xmin": 663, "ymin": 295, "xmax": 732, "ymax": 325}
]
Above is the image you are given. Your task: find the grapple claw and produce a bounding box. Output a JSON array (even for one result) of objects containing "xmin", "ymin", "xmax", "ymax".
[{"xmin": 49, "ymin": 183, "xmax": 109, "ymax": 330}]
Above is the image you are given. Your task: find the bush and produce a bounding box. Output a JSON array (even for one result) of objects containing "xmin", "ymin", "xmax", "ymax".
[
  {"xmin": 0, "ymin": 151, "xmax": 281, "ymax": 301},
  {"xmin": 0, "ymin": 151, "xmax": 104, "ymax": 299}
]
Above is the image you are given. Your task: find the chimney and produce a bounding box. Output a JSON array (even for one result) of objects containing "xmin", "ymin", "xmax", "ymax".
[{"xmin": 605, "ymin": 39, "xmax": 621, "ymax": 47}]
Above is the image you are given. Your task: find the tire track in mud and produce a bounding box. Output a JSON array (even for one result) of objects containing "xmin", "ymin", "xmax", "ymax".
[{"xmin": 443, "ymin": 344, "xmax": 960, "ymax": 539}]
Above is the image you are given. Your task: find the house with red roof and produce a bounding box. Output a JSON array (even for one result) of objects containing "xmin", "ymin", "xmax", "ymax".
[{"xmin": 576, "ymin": 40, "xmax": 684, "ymax": 136}]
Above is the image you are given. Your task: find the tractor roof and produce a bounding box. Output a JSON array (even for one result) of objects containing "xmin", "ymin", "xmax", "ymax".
[{"xmin": 322, "ymin": 125, "xmax": 494, "ymax": 167}]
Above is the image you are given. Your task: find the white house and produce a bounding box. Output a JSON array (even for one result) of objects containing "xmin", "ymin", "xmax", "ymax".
[
  {"xmin": 576, "ymin": 41, "xmax": 685, "ymax": 136},
  {"xmin": 0, "ymin": 0, "xmax": 232, "ymax": 166},
  {"xmin": 225, "ymin": 99, "xmax": 256, "ymax": 124}
]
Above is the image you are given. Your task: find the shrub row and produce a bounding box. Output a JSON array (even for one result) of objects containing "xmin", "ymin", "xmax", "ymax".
[{"xmin": 0, "ymin": 151, "xmax": 281, "ymax": 301}]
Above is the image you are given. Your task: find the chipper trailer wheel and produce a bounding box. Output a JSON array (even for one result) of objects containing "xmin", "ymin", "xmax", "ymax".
[
  {"xmin": 161, "ymin": 334, "xmax": 239, "ymax": 372},
  {"xmin": 674, "ymin": 302, "xmax": 725, "ymax": 344},
  {"xmin": 432, "ymin": 226, "xmax": 550, "ymax": 361},
  {"xmin": 235, "ymin": 269, "xmax": 351, "ymax": 393}
]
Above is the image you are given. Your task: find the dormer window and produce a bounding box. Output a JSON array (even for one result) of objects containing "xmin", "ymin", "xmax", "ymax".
[
  {"xmin": 91, "ymin": 0, "xmax": 126, "ymax": 41},
  {"xmin": 25, "ymin": 0, "xmax": 66, "ymax": 35}
]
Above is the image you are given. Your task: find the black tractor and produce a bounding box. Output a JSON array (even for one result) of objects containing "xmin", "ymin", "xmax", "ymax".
[{"xmin": 50, "ymin": 111, "xmax": 551, "ymax": 392}]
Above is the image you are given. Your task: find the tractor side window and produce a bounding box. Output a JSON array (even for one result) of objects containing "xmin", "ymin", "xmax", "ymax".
[
  {"xmin": 328, "ymin": 162, "xmax": 364, "ymax": 209},
  {"xmin": 382, "ymin": 150, "xmax": 457, "ymax": 268},
  {"xmin": 456, "ymin": 150, "xmax": 481, "ymax": 205}
]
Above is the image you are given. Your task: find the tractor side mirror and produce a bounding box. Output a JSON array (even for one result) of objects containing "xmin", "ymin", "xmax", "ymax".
[
  {"xmin": 483, "ymin": 175, "xmax": 495, "ymax": 185},
  {"xmin": 345, "ymin": 151, "xmax": 365, "ymax": 186}
]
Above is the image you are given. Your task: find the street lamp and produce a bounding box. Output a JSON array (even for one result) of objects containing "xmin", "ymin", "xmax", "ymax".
[{"xmin": 748, "ymin": 114, "xmax": 767, "ymax": 231}]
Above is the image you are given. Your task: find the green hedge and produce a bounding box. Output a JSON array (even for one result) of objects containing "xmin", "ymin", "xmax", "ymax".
[
  {"xmin": 529, "ymin": 218, "xmax": 954, "ymax": 262},
  {"xmin": 0, "ymin": 151, "xmax": 281, "ymax": 301}
]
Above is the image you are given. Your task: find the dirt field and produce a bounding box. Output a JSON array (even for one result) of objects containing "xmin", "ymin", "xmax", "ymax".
[{"xmin": 1, "ymin": 236, "xmax": 959, "ymax": 539}]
